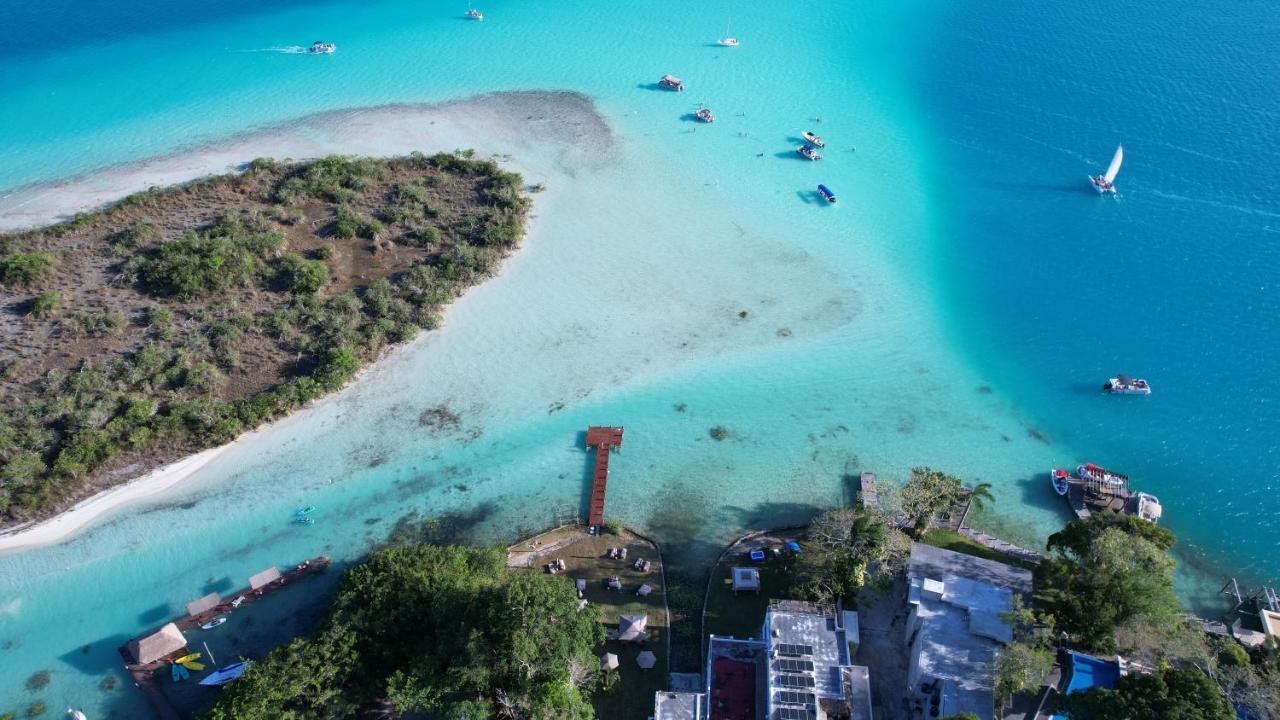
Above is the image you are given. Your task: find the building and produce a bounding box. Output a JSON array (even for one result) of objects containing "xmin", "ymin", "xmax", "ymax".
[
  {"xmin": 904, "ymin": 543, "xmax": 1033, "ymax": 720},
  {"xmin": 732, "ymin": 567, "xmax": 761, "ymax": 594},
  {"xmin": 654, "ymin": 600, "xmax": 872, "ymax": 720}
]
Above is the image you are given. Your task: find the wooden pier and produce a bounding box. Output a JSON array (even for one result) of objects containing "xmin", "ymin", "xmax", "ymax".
[
  {"xmin": 585, "ymin": 426, "xmax": 624, "ymax": 527},
  {"xmin": 118, "ymin": 556, "xmax": 330, "ymax": 720}
]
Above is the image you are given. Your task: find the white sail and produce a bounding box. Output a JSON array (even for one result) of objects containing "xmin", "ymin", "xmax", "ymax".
[{"xmin": 1103, "ymin": 144, "xmax": 1123, "ymax": 184}]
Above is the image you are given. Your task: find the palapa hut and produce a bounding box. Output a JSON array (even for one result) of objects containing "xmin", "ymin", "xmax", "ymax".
[
  {"xmin": 618, "ymin": 614, "xmax": 648, "ymax": 643},
  {"xmin": 128, "ymin": 623, "xmax": 187, "ymax": 665},
  {"xmin": 636, "ymin": 650, "xmax": 657, "ymax": 669},
  {"xmin": 248, "ymin": 566, "xmax": 281, "ymax": 590},
  {"xmin": 185, "ymin": 592, "xmax": 220, "ymax": 617},
  {"xmin": 600, "ymin": 652, "xmax": 619, "ymax": 670}
]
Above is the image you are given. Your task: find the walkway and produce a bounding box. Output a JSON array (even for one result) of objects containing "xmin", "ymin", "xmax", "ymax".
[{"xmin": 585, "ymin": 426, "xmax": 624, "ymax": 527}]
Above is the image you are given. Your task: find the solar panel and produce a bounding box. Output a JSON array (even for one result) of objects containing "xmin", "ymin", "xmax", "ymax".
[
  {"xmin": 777, "ymin": 643, "xmax": 814, "ymax": 657},
  {"xmin": 778, "ymin": 658, "xmax": 814, "ymax": 672},
  {"xmin": 777, "ymin": 673, "xmax": 815, "ymax": 688},
  {"xmin": 777, "ymin": 707, "xmax": 808, "ymax": 720},
  {"xmin": 778, "ymin": 690, "xmax": 815, "ymax": 705}
]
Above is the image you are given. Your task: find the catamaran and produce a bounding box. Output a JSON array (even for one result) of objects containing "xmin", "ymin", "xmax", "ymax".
[{"xmin": 1089, "ymin": 144, "xmax": 1123, "ymax": 194}]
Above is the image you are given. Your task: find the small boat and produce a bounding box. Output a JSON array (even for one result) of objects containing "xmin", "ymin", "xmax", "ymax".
[
  {"xmin": 695, "ymin": 108, "xmax": 715, "ymax": 123},
  {"xmin": 182, "ymin": 660, "xmax": 206, "ymax": 671},
  {"xmin": 817, "ymin": 184, "xmax": 836, "ymax": 203},
  {"xmin": 67, "ymin": 710, "xmax": 88, "ymax": 720},
  {"xmin": 293, "ymin": 506, "xmax": 316, "ymax": 516},
  {"xmin": 1050, "ymin": 468, "xmax": 1071, "ymax": 496},
  {"xmin": 1077, "ymin": 463, "xmax": 1128, "ymax": 486},
  {"xmin": 801, "ymin": 131, "xmax": 825, "ymax": 148},
  {"xmin": 658, "ymin": 74, "xmax": 685, "ymax": 91},
  {"xmin": 1137, "ymin": 492, "xmax": 1163, "ymax": 523},
  {"xmin": 1089, "ymin": 144, "xmax": 1123, "ymax": 194},
  {"xmin": 718, "ymin": 37, "xmax": 739, "ymax": 47},
  {"xmin": 175, "ymin": 652, "xmax": 202, "ymax": 665},
  {"xmin": 294, "ymin": 515, "xmax": 314, "ymax": 526},
  {"xmin": 170, "ymin": 663, "xmax": 189, "ymax": 682},
  {"xmin": 200, "ymin": 617, "xmax": 227, "ymax": 630},
  {"xmin": 199, "ymin": 662, "xmax": 249, "ymax": 687},
  {"xmin": 465, "ymin": 9, "xmax": 483, "ymax": 21},
  {"xmin": 796, "ymin": 144, "xmax": 821, "ymax": 161},
  {"xmin": 1103, "ymin": 374, "xmax": 1151, "ymax": 395},
  {"xmin": 308, "ymin": 41, "xmax": 336, "ymax": 54}
]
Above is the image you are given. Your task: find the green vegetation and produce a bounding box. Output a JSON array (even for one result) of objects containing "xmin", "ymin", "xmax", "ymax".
[
  {"xmin": 203, "ymin": 544, "xmax": 604, "ymax": 719},
  {"xmin": 899, "ymin": 466, "xmax": 966, "ymax": 536},
  {"xmin": 0, "ymin": 252, "xmax": 57, "ymax": 286},
  {"xmin": 793, "ymin": 508, "xmax": 908, "ymax": 605},
  {"xmin": 1057, "ymin": 665, "xmax": 1234, "ymax": 720},
  {"xmin": 0, "ymin": 153, "xmax": 529, "ymax": 522},
  {"xmin": 992, "ymin": 596, "xmax": 1055, "ymax": 711},
  {"xmin": 920, "ymin": 528, "xmax": 1036, "ymax": 571}
]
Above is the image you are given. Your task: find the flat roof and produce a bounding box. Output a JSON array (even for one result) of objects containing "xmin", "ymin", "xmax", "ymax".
[
  {"xmin": 908, "ymin": 542, "xmax": 1032, "ymax": 594},
  {"xmin": 846, "ymin": 665, "xmax": 873, "ymax": 720},
  {"xmin": 767, "ymin": 603, "xmax": 847, "ymax": 700},
  {"xmin": 654, "ymin": 691, "xmax": 703, "ymax": 720}
]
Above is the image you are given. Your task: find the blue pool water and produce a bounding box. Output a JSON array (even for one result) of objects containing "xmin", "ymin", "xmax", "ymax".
[
  {"xmin": 0, "ymin": 0, "xmax": 1276, "ymax": 716},
  {"xmin": 1063, "ymin": 652, "xmax": 1121, "ymax": 696}
]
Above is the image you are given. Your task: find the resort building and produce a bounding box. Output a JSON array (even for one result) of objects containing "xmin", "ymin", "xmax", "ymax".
[
  {"xmin": 903, "ymin": 543, "xmax": 1033, "ymax": 720},
  {"xmin": 654, "ymin": 599, "xmax": 871, "ymax": 720}
]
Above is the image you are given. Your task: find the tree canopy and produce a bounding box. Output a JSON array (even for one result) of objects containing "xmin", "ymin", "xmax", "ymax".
[
  {"xmin": 899, "ymin": 467, "xmax": 966, "ymax": 537},
  {"xmin": 1057, "ymin": 666, "xmax": 1235, "ymax": 720},
  {"xmin": 203, "ymin": 545, "xmax": 604, "ymax": 720},
  {"xmin": 793, "ymin": 508, "xmax": 908, "ymax": 604}
]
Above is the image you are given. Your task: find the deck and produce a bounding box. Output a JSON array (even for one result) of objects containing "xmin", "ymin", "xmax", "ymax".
[{"xmin": 585, "ymin": 426, "xmax": 624, "ymax": 527}]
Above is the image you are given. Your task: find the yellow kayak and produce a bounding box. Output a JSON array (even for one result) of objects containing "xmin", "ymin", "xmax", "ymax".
[
  {"xmin": 174, "ymin": 652, "xmax": 201, "ymax": 665},
  {"xmin": 180, "ymin": 660, "xmax": 206, "ymax": 671}
]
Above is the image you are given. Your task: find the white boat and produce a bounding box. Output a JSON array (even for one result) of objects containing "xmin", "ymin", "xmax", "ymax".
[
  {"xmin": 1137, "ymin": 492, "xmax": 1163, "ymax": 523},
  {"xmin": 796, "ymin": 145, "xmax": 821, "ymax": 161},
  {"xmin": 695, "ymin": 108, "xmax": 715, "ymax": 123},
  {"xmin": 1089, "ymin": 144, "xmax": 1123, "ymax": 194},
  {"xmin": 1077, "ymin": 463, "xmax": 1127, "ymax": 486},
  {"xmin": 718, "ymin": 37, "xmax": 739, "ymax": 47},
  {"xmin": 658, "ymin": 74, "xmax": 684, "ymax": 91},
  {"xmin": 466, "ymin": 9, "xmax": 483, "ymax": 21},
  {"xmin": 1103, "ymin": 374, "xmax": 1151, "ymax": 395},
  {"xmin": 67, "ymin": 711, "xmax": 88, "ymax": 720},
  {"xmin": 1050, "ymin": 468, "xmax": 1071, "ymax": 496},
  {"xmin": 201, "ymin": 617, "xmax": 227, "ymax": 630},
  {"xmin": 308, "ymin": 41, "xmax": 335, "ymax": 54},
  {"xmin": 801, "ymin": 131, "xmax": 825, "ymax": 148}
]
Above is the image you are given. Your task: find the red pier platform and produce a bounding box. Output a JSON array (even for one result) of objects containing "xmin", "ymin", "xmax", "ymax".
[{"xmin": 585, "ymin": 426, "xmax": 624, "ymax": 527}]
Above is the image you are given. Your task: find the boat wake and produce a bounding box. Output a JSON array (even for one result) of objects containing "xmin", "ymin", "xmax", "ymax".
[{"xmin": 240, "ymin": 46, "xmax": 311, "ymax": 54}]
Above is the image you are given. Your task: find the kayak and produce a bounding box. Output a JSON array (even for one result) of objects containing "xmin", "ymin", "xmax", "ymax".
[
  {"xmin": 293, "ymin": 506, "xmax": 315, "ymax": 516},
  {"xmin": 170, "ymin": 663, "xmax": 189, "ymax": 682},
  {"xmin": 174, "ymin": 652, "xmax": 201, "ymax": 665},
  {"xmin": 181, "ymin": 660, "xmax": 206, "ymax": 671},
  {"xmin": 200, "ymin": 617, "xmax": 227, "ymax": 630},
  {"xmin": 199, "ymin": 662, "xmax": 249, "ymax": 686}
]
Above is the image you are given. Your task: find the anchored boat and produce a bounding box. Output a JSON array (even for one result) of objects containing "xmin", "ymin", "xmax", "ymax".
[
  {"xmin": 1050, "ymin": 468, "xmax": 1070, "ymax": 496},
  {"xmin": 659, "ymin": 74, "xmax": 684, "ymax": 91},
  {"xmin": 1089, "ymin": 144, "xmax": 1123, "ymax": 194},
  {"xmin": 796, "ymin": 144, "xmax": 821, "ymax": 161},
  {"xmin": 695, "ymin": 108, "xmax": 714, "ymax": 123},
  {"xmin": 1103, "ymin": 374, "xmax": 1151, "ymax": 395},
  {"xmin": 199, "ymin": 662, "xmax": 249, "ymax": 686},
  {"xmin": 802, "ymin": 131, "xmax": 825, "ymax": 148},
  {"xmin": 817, "ymin": 184, "xmax": 836, "ymax": 203},
  {"xmin": 465, "ymin": 9, "xmax": 483, "ymax": 21},
  {"xmin": 200, "ymin": 617, "xmax": 227, "ymax": 630},
  {"xmin": 308, "ymin": 41, "xmax": 335, "ymax": 54}
]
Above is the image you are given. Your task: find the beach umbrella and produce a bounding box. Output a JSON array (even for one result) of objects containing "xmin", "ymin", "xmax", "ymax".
[
  {"xmin": 637, "ymin": 584, "xmax": 652, "ymax": 597},
  {"xmin": 601, "ymin": 652, "xmax": 619, "ymax": 670},
  {"xmin": 636, "ymin": 650, "xmax": 657, "ymax": 670}
]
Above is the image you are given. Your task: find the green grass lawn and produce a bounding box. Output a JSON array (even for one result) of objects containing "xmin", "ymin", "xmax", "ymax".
[
  {"xmin": 919, "ymin": 528, "xmax": 1037, "ymax": 571},
  {"xmin": 703, "ymin": 548, "xmax": 799, "ymax": 642}
]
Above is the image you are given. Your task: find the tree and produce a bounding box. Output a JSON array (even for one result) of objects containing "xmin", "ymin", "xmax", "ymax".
[
  {"xmin": 969, "ymin": 482, "xmax": 995, "ymax": 513},
  {"xmin": 900, "ymin": 467, "xmax": 965, "ymax": 537},
  {"xmin": 1057, "ymin": 666, "xmax": 1234, "ymax": 720},
  {"xmin": 794, "ymin": 508, "xmax": 908, "ymax": 604},
  {"xmin": 993, "ymin": 642, "xmax": 1054, "ymax": 710},
  {"xmin": 939, "ymin": 714, "xmax": 982, "ymax": 720}
]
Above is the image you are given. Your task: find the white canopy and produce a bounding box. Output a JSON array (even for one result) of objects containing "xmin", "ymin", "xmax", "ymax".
[
  {"xmin": 618, "ymin": 614, "xmax": 648, "ymax": 643},
  {"xmin": 637, "ymin": 584, "xmax": 653, "ymax": 596},
  {"xmin": 601, "ymin": 652, "xmax": 619, "ymax": 670}
]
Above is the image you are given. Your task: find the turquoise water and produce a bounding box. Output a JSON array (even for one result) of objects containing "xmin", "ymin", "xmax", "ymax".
[{"xmin": 0, "ymin": 0, "xmax": 1276, "ymax": 716}]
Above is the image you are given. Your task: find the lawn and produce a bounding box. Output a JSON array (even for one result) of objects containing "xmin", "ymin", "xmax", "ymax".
[
  {"xmin": 703, "ymin": 542, "xmax": 800, "ymax": 643},
  {"xmin": 920, "ymin": 528, "xmax": 1038, "ymax": 571}
]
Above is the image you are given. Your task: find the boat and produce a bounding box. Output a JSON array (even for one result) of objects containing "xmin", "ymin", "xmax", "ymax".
[
  {"xmin": 1089, "ymin": 144, "xmax": 1123, "ymax": 194},
  {"xmin": 658, "ymin": 74, "xmax": 684, "ymax": 91},
  {"xmin": 67, "ymin": 710, "xmax": 88, "ymax": 720},
  {"xmin": 796, "ymin": 144, "xmax": 821, "ymax": 161},
  {"xmin": 293, "ymin": 506, "xmax": 315, "ymax": 516},
  {"xmin": 170, "ymin": 663, "xmax": 189, "ymax": 682},
  {"xmin": 695, "ymin": 108, "xmax": 714, "ymax": 123},
  {"xmin": 1077, "ymin": 463, "xmax": 1128, "ymax": 486},
  {"xmin": 718, "ymin": 37, "xmax": 739, "ymax": 47},
  {"xmin": 308, "ymin": 41, "xmax": 336, "ymax": 54},
  {"xmin": 294, "ymin": 515, "xmax": 314, "ymax": 526},
  {"xmin": 465, "ymin": 9, "xmax": 483, "ymax": 21},
  {"xmin": 199, "ymin": 662, "xmax": 249, "ymax": 687},
  {"xmin": 801, "ymin": 131, "xmax": 825, "ymax": 148},
  {"xmin": 200, "ymin": 617, "xmax": 227, "ymax": 630},
  {"xmin": 1137, "ymin": 492, "xmax": 1163, "ymax": 523},
  {"xmin": 1050, "ymin": 468, "xmax": 1071, "ymax": 496},
  {"xmin": 175, "ymin": 652, "xmax": 202, "ymax": 665},
  {"xmin": 817, "ymin": 184, "xmax": 836, "ymax": 203},
  {"xmin": 182, "ymin": 660, "xmax": 206, "ymax": 671},
  {"xmin": 1103, "ymin": 374, "xmax": 1151, "ymax": 395}
]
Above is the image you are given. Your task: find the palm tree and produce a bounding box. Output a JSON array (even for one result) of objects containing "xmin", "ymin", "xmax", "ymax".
[{"xmin": 969, "ymin": 482, "xmax": 995, "ymax": 513}]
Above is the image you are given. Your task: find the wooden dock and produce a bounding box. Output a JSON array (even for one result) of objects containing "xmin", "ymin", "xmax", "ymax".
[
  {"xmin": 585, "ymin": 426, "xmax": 624, "ymax": 527},
  {"xmin": 118, "ymin": 556, "xmax": 330, "ymax": 720}
]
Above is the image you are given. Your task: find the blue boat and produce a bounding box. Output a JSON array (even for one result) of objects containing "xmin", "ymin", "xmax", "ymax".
[
  {"xmin": 817, "ymin": 184, "xmax": 836, "ymax": 203},
  {"xmin": 293, "ymin": 516, "xmax": 314, "ymax": 526},
  {"xmin": 199, "ymin": 662, "xmax": 248, "ymax": 686},
  {"xmin": 170, "ymin": 663, "xmax": 189, "ymax": 682}
]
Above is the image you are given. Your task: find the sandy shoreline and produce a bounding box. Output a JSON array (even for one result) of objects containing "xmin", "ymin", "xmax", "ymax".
[{"xmin": 0, "ymin": 89, "xmax": 609, "ymax": 552}]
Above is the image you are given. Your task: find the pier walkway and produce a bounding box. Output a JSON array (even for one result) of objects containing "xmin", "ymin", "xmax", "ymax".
[{"xmin": 585, "ymin": 426, "xmax": 624, "ymax": 527}]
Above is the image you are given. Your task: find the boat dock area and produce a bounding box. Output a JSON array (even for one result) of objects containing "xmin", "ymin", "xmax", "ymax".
[
  {"xmin": 585, "ymin": 426, "xmax": 624, "ymax": 527},
  {"xmin": 118, "ymin": 555, "xmax": 330, "ymax": 720},
  {"xmin": 1065, "ymin": 478, "xmax": 1141, "ymax": 520}
]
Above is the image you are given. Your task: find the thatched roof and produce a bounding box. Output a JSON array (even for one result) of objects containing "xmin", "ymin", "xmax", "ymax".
[
  {"xmin": 128, "ymin": 622, "xmax": 187, "ymax": 665},
  {"xmin": 248, "ymin": 566, "xmax": 281, "ymax": 590},
  {"xmin": 186, "ymin": 592, "xmax": 220, "ymax": 617},
  {"xmin": 618, "ymin": 614, "xmax": 648, "ymax": 642}
]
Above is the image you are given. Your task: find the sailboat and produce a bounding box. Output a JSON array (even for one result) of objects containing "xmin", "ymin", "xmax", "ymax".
[
  {"xmin": 1089, "ymin": 144, "xmax": 1123, "ymax": 194},
  {"xmin": 718, "ymin": 17, "xmax": 738, "ymax": 46}
]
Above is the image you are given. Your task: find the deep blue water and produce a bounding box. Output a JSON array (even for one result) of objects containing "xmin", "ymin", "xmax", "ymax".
[{"xmin": 916, "ymin": 1, "xmax": 1280, "ymax": 596}]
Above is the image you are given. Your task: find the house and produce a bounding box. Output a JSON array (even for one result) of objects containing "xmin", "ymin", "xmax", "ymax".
[
  {"xmin": 904, "ymin": 543, "xmax": 1033, "ymax": 720},
  {"xmin": 654, "ymin": 600, "xmax": 872, "ymax": 720}
]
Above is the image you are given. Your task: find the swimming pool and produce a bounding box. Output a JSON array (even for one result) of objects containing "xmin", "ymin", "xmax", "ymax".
[{"xmin": 1052, "ymin": 652, "xmax": 1121, "ymax": 719}]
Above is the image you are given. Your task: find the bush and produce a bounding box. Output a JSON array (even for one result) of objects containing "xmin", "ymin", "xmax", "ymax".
[
  {"xmin": 332, "ymin": 206, "xmax": 383, "ymax": 240},
  {"xmin": 602, "ymin": 520, "xmax": 622, "ymax": 535},
  {"xmin": 132, "ymin": 232, "xmax": 267, "ymax": 298},
  {"xmin": 64, "ymin": 310, "xmax": 126, "ymax": 337},
  {"xmin": 0, "ymin": 252, "xmax": 57, "ymax": 285},
  {"xmin": 28, "ymin": 292, "xmax": 60, "ymax": 318},
  {"xmin": 276, "ymin": 253, "xmax": 329, "ymax": 294},
  {"xmin": 112, "ymin": 223, "xmax": 160, "ymax": 252},
  {"xmin": 405, "ymin": 225, "xmax": 441, "ymax": 248}
]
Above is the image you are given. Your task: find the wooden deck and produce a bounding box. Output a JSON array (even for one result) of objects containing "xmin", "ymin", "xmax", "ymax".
[
  {"xmin": 118, "ymin": 556, "xmax": 330, "ymax": 720},
  {"xmin": 585, "ymin": 426, "xmax": 624, "ymax": 527}
]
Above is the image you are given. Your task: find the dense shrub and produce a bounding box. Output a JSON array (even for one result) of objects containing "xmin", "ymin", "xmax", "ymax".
[
  {"xmin": 0, "ymin": 252, "xmax": 57, "ymax": 285},
  {"xmin": 28, "ymin": 292, "xmax": 60, "ymax": 318},
  {"xmin": 276, "ymin": 253, "xmax": 329, "ymax": 294}
]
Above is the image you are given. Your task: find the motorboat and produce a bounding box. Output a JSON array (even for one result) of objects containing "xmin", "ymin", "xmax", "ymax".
[
  {"xmin": 294, "ymin": 515, "xmax": 314, "ymax": 525},
  {"xmin": 294, "ymin": 506, "xmax": 316, "ymax": 516},
  {"xmin": 67, "ymin": 710, "xmax": 88, "ymax": 720},
  {"xmin": 465, "ymin": 9, "xmax": 483, "ymax": 21},
  {"xmin": 796, "ymin": 144, "xmax": 821, "ymax": 161},
  {"xmin": 1050, "ymin": 468, "xmax": 1071, "ymax": 496},
  {"xmin": 1077, "ymin": 463, "xmax": 1128, "ymax": 486},
  {"xmin": 659, "ymin": 74, "xmax": 684, "ymax": 91},
  {"xmin": 1103, "ymin": 374, "xmax": 1150, "ymax": 395},
  {"xmin": 718, "ymin": 37, "xmax": 739, "ymax": 47},
  {"xmin": 817, "ymin": 184, "xmax": 836, "ymax": 203},
  {"xmin": 199, "ymin": 662, "xmax": 249, "ymax": 686},
  {"xmin": 695, "ymin": 108, "xmax": 714, "ymax": 123},
  {"xmin": 308, "ymin": 41, "xmax": 335, "ymax": 54},
  {"xmin": 802, "ymin": 131, "xmax": 825, "ymax": 148},
  {"xmin": 1137, "ymin": 492, "xmax": 1163, "ymax": 523},
  {"xmin": 200, "ymin": 617, "xmax": 227, "ymax": 630},
  {"xmin": 1089, "ymin": 144, "xmax": 1123, "ymax": 194}
]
